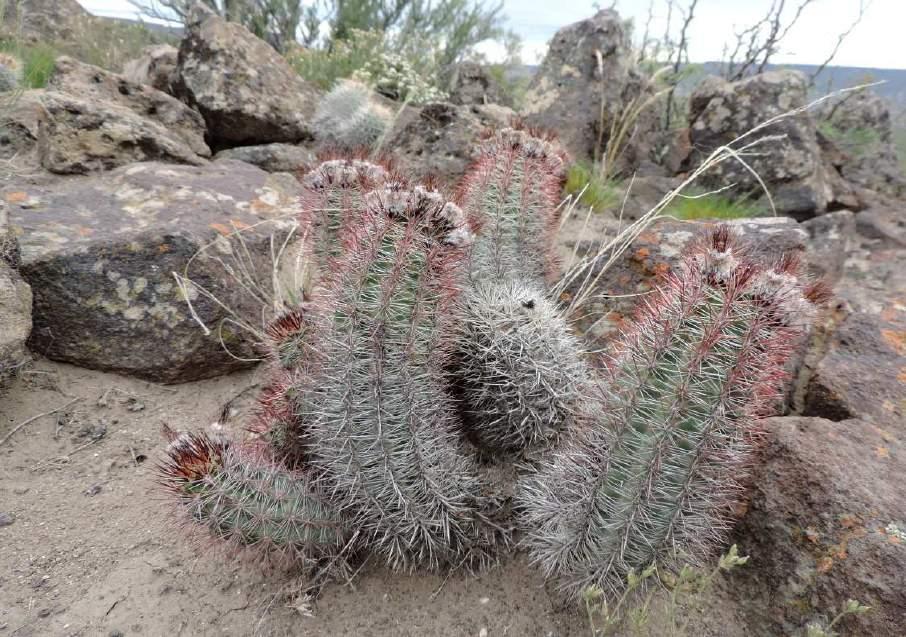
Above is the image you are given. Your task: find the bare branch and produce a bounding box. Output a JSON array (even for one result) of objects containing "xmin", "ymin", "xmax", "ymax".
[{"xmin": 809, "ymin": 0, "xmax": 872, "ymax": 87}]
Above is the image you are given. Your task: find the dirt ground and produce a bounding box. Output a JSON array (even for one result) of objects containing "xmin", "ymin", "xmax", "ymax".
[{"xmin": 1, "ymin": 358, "xmax": 751, "ymax": 637}]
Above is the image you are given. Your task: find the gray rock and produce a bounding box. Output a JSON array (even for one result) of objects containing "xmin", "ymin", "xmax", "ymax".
[
  {"xmin": 1, "ymin": 0, "xmax": 89, "ymax": 43},
  {"xmin": 688, "ymin": 71, "xmax": 831, "ymax": 219},
  {"xmin": 0, "ymin": 260, "xmax": 32, "ymax": 386},
  {"xmin": 802, "ymin": 225, "xmax": 906, "ymax": 426},
  {"xmin": 448, "ymin": 62, "xmax": 509, "ymax": 107},
  {"xmin": 175, "ymin": 10, "xmax": 320, "ymax": 148},
  {"xmin": 0, "ymin": 511, "xmax": 15, "ymax": 526},
  {"xmin": 5, "ymin": 160, "xmax": 302, "ymax": 383},
  {"xmin": 818, "ymin": 90, "xmax": 906, "ymax": 199},
  {"xmin": 567, "ymin": 216, "xmax": 807, "ymax": 345},
  {"xmin": 38, "ymin": 92, "xmax": 207, "ymax": 174},
  {"xmin": 122, "ymin": 44, "xmax": 179, "ymax": 95},
  {"xmin": 855, "ymin": 207, "xmax": 906, "ymax": 248},
  {"xmin": 800, "ymin": 210, "xmax": 856, "ymax": 284},
  {"xmin": 1, "ymin": 199, "xmax": 19, "ymax": 267},
  {"xmin": 521, "ymin": 9, "xmax": 654, "ymax": 168},
  {"xmin": 386, "ymin": 101, "xmax": 514, "ymax": 184},
  {"xmin": 0, "ymin": 89, "xmax": 43, "ymax": 167},
  {"xmin": 734, "ymin": 416, "xmax": 905, "ymax": 636},
  {"xmin": 48, "ymin": 56, "xmax": 210, "ymax": 158},
  {"xmin": 213, "ymin": 143, "xmax": 315, "ymax": 173}
]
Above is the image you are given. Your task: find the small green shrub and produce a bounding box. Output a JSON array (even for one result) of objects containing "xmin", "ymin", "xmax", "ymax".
[
  {"xmin": 353, "ymin": 50, "xmax": 447, "ymax": 104},
  {"xmin": 564, "ymin": 162, "xmax": 622, "ymax": 213},
  {"xmin": 0, "ymin": 41, "xmax": 56, "ymax": 88},
  {"xmin": 818, "ymin": 120, "xmax": 882, "ymax": 159},
  {"xmin": 286, "ymin": 29, "xmax": 386, "ymax": 92},
  {"xmin": 665, "ymin": 190, "xmax": 767, "ymax": 220}
]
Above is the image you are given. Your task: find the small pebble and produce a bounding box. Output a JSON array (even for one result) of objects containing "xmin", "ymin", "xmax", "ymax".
[
  {"xmin": 38, "ymin": 608, "xmax": 51, "ymax": 618},
  {"xmin": 0, "ymin": 512, "xmax": 14, "ymax": 527},
  {"xmin": 84, "ymin": 484, "xmax": 102, "ymax": 496},
  {"xmin": 479, "ymin": 629, "xmax": 488, "ymax": 637}
]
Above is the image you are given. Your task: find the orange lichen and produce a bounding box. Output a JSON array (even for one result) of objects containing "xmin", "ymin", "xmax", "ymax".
[{"xmin": 880, "ymin": 329, "xmax": 906, "ymax": 355}]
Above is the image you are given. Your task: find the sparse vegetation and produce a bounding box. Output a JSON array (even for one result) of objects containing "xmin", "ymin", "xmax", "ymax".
[
  {"xmin": 564, "ymin": 162, "xmax": 623, "ymax": 214},
  {"xmin": 818, "ymin": 120, "xmax": 882, "ymax": 159},
  {"xmin": 582, "ymin": 545, "xmax": 749, "ymax": 636},
  {"xmin": 665, "ymin": 189, "xmax": 768, "ymax": 220}
]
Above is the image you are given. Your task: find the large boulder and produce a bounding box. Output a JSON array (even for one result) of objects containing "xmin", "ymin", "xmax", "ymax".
[
  {"xmin": 521, "ymin": 9, "xmax": 654, "ymax": 169},
  {"xmin": 213, "ymin": 143, "xmax": 315, "ymax": 173},
  {"xmin": 1, "ymin": 0, "xmax": 89, "ymax": 42},
  {"xmin": 448, "ymin": 62, "xmax": 509, "ymax": 107},
  {"xmin": 734, "ymin": 416, "xmax": 905, "ymax": 636},
  {"xmin": 48, "ymin": 56, "xmax": 210, "ymax": 159},
  {"xmin": 4, "ymin": 160, "xmax": 302, "ymax": 383},
  {"xmin": 688, "ymin": 71, "xmax": 831, "ymax": 219},
  {"xmin": 122, "ymin": 44, "xmax": 179, "ymax": 95},
  {"xmin": 0, "ymin": 261, "xmax": 32, "ymax": 386},
  {"xmin": 38, "ymin": 92, "xmax": 208, "ymax": 174},
  {"xmin": 174, "ymin": 9, "xmax": 320, "ymax": 149},
  {"xmin": 818, "ymin": 90, "xmax": 906, "ymax": 199},
  {"xmin": 385, "ymin": 101, "xmax": 514, "ymax": 184},
  {"xmin": 564, "ymin": 216, "xmax": 808, "ymax": 344}
]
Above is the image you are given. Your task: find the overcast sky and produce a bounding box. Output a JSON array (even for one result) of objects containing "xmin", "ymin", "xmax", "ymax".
[{"xmin": 78, "ymin": 0, "xmax": 906, "ymax": 70}]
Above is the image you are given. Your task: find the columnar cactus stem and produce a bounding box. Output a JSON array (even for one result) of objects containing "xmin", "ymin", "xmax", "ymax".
[
  {"xmin": 313, "ymin": 80, "xmax": 393, "ymax": 152},
  {"xmin": 301, "ymin": 182, "xmax": 501, "ymax": 572},
  {"xmin": 451, "ymin": 278, "xmax": 588, "ymax": 454},
  {"xmin": 159, "ymin": 430, "xmax": 349, "ymax": 562},
  {"xmin": 459, "ymin": 127, "xmax": 568, "ymax": 285},
  {"xmin": 517, "ymin": 226, "xmax": 828, "ymax": 599}
]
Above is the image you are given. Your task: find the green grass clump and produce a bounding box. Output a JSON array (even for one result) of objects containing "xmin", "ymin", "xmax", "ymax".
[
  {"xmin": 818, "ymin": 120, "xmax": 881, "ymax": 160},
  {"xmin": 564, "ymin": 162, "xmax": 622, "ymax": 213},
  {"xmin": 0, "ymin": 40, "xmax": 56, "ymax": 88},
  {"xmin": 286, "ymin": 29, "xmax": 386, "ymax": 91},
  {"xmin": 665, "ymin": 190, "xmax": 767, "ymax": 220}
]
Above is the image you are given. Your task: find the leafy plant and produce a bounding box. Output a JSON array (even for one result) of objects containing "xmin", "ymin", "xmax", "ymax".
[
  {"xmin": 286, "ymin": 28, "xmax": 387, "ymax": 91},
  {"xmin": 818, "ymin": 120, "xmax": 882, "ymax": 160},
  {"xmin": 804, "ymin": 599, "xmax": 872, "ymax": 637},
  {"xmin": 352, "ymin": 50, "xmax": 448, "ymax": 103}
]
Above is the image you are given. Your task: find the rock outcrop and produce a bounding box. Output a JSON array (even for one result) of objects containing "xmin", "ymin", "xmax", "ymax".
[
  {"xmin": 448, "ymin": 62, "xmax": 509, "ymax": 107},
  {"xmin": 735, "ymin": 416, "xmax": 905, "ymax": 636},
  {"xmin": 48, "ymin": 56, "xmax": 210, "ymax": 158},
  {"xmin": 521, "ymin": 9, "xmax": 654, "ymax": 169},
  {"xmin": 688, "ymin": 71, "xmax": 831, "ymax": 219},
  {"xmin": 818, "ymin": 90, "xmax": 906, "ymax": 198},
  {"xmin": 213, "ymin": 143, "xmax": 315, "ymax": 173},
  {"xmin": 122, "ymin": 44, "xmax": 179, "ymax": 95},
  {"xmin": 386, "ymin": 101, "xmax": 514, "ymax": 184},
  {"xmin": 38, "ymin": 92, "xmax": 208, "ymax": 174},
  {"xmin": 4, "ymin": 160, "xmax": 302, "ymax": 383},
  {"xmin": 174, "ymin": 9, "xmax": 320, "ymax": 149}
]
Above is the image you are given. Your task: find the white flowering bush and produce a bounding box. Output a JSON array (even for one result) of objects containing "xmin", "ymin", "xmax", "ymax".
[{"xmin": 353, "ymin": 52, "xmax": 447, "ymax": 105}]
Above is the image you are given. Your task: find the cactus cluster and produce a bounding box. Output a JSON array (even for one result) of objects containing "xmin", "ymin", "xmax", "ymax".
[
  {"xmin": 312, "ymin": 80, "xmax": 393, "ymax": 152},
  {"xmin": 517, "ymin": 229, "xmax": 828, "ymax": 597},
  {"xmin": 161, "ymin": 125, "xmax": 824, "ymax": 605},
  {"xmin": 0, "ymin": 52, "xmax": 23, "ymax": 93}
]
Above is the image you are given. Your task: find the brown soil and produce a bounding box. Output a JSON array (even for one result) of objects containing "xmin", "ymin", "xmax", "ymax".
[{"xmin": 0, "ymin": 360, "xmax": 750, "ymax": 636}]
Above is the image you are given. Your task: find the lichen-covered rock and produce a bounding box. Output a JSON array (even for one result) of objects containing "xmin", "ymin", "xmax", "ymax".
[
  {"xmin": 1, "ymin": 0, "xmax": 89, "ymax": 43},
  {"xmin": 566, "ymin": 216, "xmax": 808, "ymax": 344},
  {"xmin": 122, "ymin": 44, "xmax": 179, "ymax": 94},
  {"xmin": 213, "ymin": 143, "xmax": 315, "ymax": 173},
  {"xmin": 688, "ymin": 71, "xmax": 831, "ymax": 219},
  {"xmin": 48, "ymin": 56, "xmax": 210, "ymax": 158},
  {"xmin": 818, "ymin": 90, "xmax": 906, "ymax": 198},
  {"xmin": 38, "ymin": 92, "xmax": 207, "ymax": 174},
  {"xmin": 521, "ymin": 9, "xmax": 654, "ymax": 168},
  {"xmin": 174, "ymin": 9, "xmax": 320, "ymax": 148},
  {"xmin": 0, "ymin": 261, "xmax": 32, "ymax": 386},
  {"xmin": 385, "ymin": 101, "xmax": 514, "ymax": 184},
  {"xmin": 4, "ymin": 160, "xmax": 302, "ymax": 383},
  {"xmin": 448, "ymin": 62, "xmax": 509, "ymax": 107},
  {"xmin": 803, "ymin": 220, "xmax": 906, "ymax": 426},
  {"xmin": 734, "ymin": 416, "xmax": 906, "ymax": 636}
]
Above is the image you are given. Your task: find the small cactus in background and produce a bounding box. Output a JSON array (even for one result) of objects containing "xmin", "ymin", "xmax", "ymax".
[
  {"xmin": 517, "ymin": 226, "xmax": 827, "ymax": 599},
  {"xmin": 159, "ymin": 429, "xmax": 349, "ymax": 563},
  {"xmin": 451, "ymin": 278, "xmax": 588, "ymax": 454},
  {"xmin": 460, "ymin": 127, "xmax": 568, "ymax": 285},
  {"xmin": 313, "ymin": 80, "xmax": 393, "ymax": 152},
  {"xmin": 0, "ymin": 52, "xmax": 23, "ymax": 92},
  {"xmin": 300, "ymin": 182, "xmax": 500, "ymax": 572}
]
